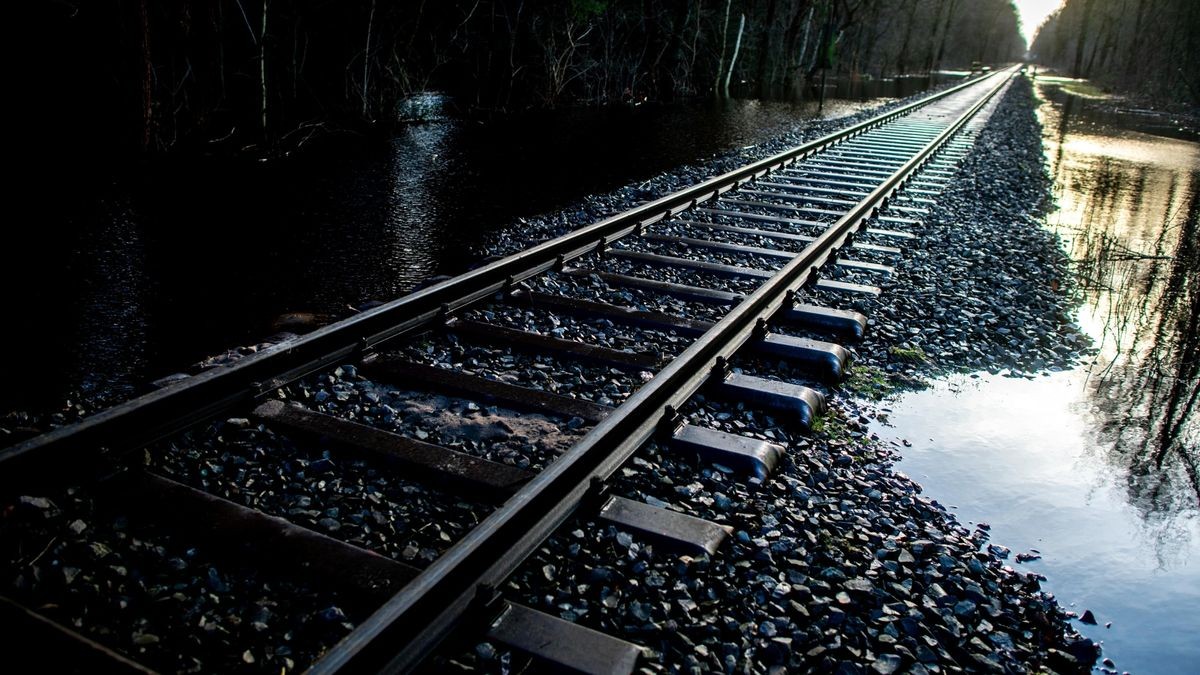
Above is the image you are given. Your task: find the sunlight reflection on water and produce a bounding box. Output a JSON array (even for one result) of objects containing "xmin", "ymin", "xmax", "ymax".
[{"xmin": 875, "ymin": 372, "xmax": 1200, "ymax": 673}]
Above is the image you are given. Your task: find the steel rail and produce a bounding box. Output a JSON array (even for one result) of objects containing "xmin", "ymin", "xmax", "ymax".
[
  {"xmin": 0, "ymin": 71, "xmax": 996, "ymax": 490},
  {"xmin": 311, "ymin": 67, "xmax": 1017, "ymax": 673}
]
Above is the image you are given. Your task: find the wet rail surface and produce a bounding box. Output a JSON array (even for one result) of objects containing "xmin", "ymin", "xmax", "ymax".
[{"xmin": 0, "ymin": 69, "xmax": 1017, "ymax": 673}]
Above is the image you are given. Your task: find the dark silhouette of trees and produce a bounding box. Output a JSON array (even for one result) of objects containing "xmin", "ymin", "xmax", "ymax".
[
  {"xmin": 20, "ymin": 0, "xmax": 1024, "ymax": 156},
  {"xmin": 1070, "ymin": 0, "xmax": 1095, "ymax": 78},
  {"xmin": 1030, "ymin": 0, "xmax": 1200, "ymax": 105}
]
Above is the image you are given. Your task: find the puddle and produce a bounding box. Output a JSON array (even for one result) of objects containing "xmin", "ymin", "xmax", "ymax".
[{"xmin": 876, "ymin": 372, "xmax": 1199, "ymax": 673}]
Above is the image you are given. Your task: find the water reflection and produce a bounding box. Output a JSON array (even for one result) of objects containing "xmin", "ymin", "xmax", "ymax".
[
  {"xmin": 1038, "ymin": 81, "xmax": 1200, "ymax": 515},
  {"xmin": 876, "ymin": 373, "xmax": 1200, "ymax": 672},
  {"xmin": 291, "ymin": 121, "xmax": 454, "ymax": 310},
  {"xmin": 69, "ymin": 201, "xmax": 150, "ymax": 403},
  {"xmin": 379, "ymin": 123, "xmax": 454, "ymax": 291}
]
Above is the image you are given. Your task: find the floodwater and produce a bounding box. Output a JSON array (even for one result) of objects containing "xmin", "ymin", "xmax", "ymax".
[
  {"xmin": 873, "ymin": 83, "xmax": 1199, "ymax": 671},
  {"xmin": 2, "ymin": 82, "xmax": 939, "ymax": 416}
]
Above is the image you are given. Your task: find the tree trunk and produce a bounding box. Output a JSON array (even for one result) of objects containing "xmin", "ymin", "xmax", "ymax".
[
  {"xmin": 797, "ymin": 4, "xmax": 815, "ymax": 77},
  {"xmin": 139, "ymin": 0, "xmax": 154, "ymax": 151},
  {"xmin": 1124, "ymin": 0, "xmax": 1149, "ymax": 80},
  {"xmin": 933, "ymin": 0, "xmax": 960, "ymax": 72},
  {"xmin": 715, "ymin": 0, "xmax": 732, "ymax": 95},
  {"xmin": 895, "ymin": 0, "xmax": 919, "ymax": 75},
  {"xmin": 924, "ymin": 0, "xmax": 947, "ymax": 73},
  {"xmin": 754, "ymin": 0, "xmax": 779, "ymax": 97},
  {"xmin": 260, "ymin": 0, "xmax": 269, "ymax": 135},
  {"xmin": 978, "ymin": 1, "xmax": 1005, "ymax": 62},
  {"xmin": 861, "ymin": 3, "xmax": 888, "ymax": 79},
  {"xmin": 651, "ymin": 0, "xmax": 691, "ymax": 99},
  {"xmin": 1185, "ymin": 2, "xmax": 1200, "ymax": 102},
  {"xmin": 781, "ymin": 1, "xmax": 811, "ymax": 94},
  {"xmin": 667, "ymin": 0, "xmax": 692, "ymax": 97},
  {"xmin": 806, "ymin": 0, "xmax": 830, "ymax": 78},
  {"xmin": 362, "ymin": 0, "xmax": 376, "ymax": 117},
  {"xmin": 723, "ymin": 12, "xmax": 745, "ymax": 96},
  {"xmin": 1072, "ymin": 0, "xmax": 1096, "ymax": 78},
  {"xmin": 1090, "ymin": 6, "xmax": 1118, "ymax": 75}
]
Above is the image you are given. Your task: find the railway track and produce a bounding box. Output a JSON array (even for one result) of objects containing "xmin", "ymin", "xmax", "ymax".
[{"xmin": 2, "ymin": 67, "xmax": 1019, "ymax": 673}]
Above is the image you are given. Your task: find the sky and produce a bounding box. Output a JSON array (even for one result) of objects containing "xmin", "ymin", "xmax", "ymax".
[{"xmin": 1012, "ymin": 0, "xmax": 1066, "ymax": 47}]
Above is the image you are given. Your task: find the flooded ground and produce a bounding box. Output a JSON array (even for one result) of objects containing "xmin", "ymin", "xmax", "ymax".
[
  {"xmin": 2, "ymin": 86, "xmax": 926, "ymax": 415},
  {"xmin": 873, "ymin": 83, "xmax": 1198, "ymax": 672}
]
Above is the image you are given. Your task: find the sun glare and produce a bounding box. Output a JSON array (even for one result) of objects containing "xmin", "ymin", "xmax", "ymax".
[{"xmin": 1013, "ymin": 0, "xmax": 1066, "ymax": 46}]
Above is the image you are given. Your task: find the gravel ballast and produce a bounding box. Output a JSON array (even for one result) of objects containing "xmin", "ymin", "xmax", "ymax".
[{"xmin": 1, "ymin": 488, "xmax": 360, "ymax": 673}]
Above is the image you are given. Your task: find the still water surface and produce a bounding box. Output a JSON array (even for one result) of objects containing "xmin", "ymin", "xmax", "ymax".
[
  {"xmin": 874, "ymin": 83, "xmax": 1198, "ymax": 672},
  {"xmin": 5, "ymin": 83, "xmax": 934, "ymax": 415}
]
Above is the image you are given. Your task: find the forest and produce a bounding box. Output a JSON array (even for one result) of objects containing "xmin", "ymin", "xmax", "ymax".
[
  {"xmin": 22, "ymin": 1, "xmax": 1024, "ymax": 156},
  {"xmin": 1030, "ymin": 0, "xmax": 1200, "ymax": 105}
]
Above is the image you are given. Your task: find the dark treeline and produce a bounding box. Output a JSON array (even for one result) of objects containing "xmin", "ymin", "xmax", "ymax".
[
  {"xmin": 1030, "ymin": 0, "xmax": 1200, "ymax": 105},
  {"xmin": 22, "ymin": 1, "xmax": 1022, "ymax": 155}
]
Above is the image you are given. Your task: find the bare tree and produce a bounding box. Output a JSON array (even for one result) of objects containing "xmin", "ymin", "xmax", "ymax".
[
  {"xmin": 894, "ymin": 0, "xmax": 920, "ymax": 75},
  {"xmin": 715, "ymin": 0, "xmax": 733, "ymax": 96},
  {"xmin": 1072, "ymin": 0, "xmax": 1096, "ymax": 77},
  {"xmin": 723, "ymin": 12, "xmax": 745, "ymax": 96},
  {"xmin": 361, "ymin": 0, "xmax": 376, "ymax": 116}
]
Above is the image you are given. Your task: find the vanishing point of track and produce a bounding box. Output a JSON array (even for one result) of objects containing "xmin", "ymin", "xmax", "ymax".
[{"xmin": 1, "ymin": 67, "xmax": 1018, "ymax": 673}]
